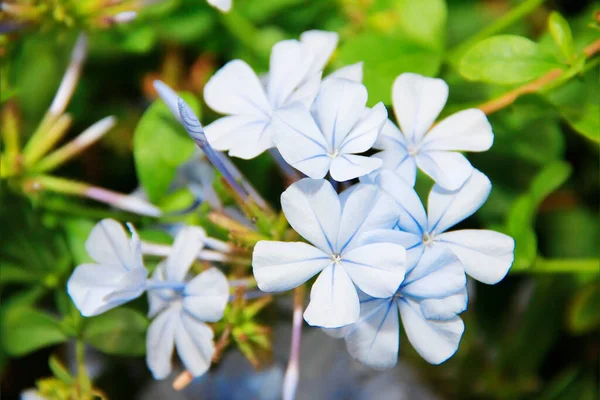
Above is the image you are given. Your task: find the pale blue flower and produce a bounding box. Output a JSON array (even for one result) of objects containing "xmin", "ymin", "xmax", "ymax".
[
  {"xmin": 369, "ymin": 168, "xmax": 515, "ymax": 284},
  {"xmin": 272, "ymin": 78, "xmax": 387, "ymax": 182},
  {"xmin": 372, "ymin": 73, "xmax": 494, "ymax": 190},
  {"xmin": 252, "ymin": 178, "xmax": 406, "ymax": 328},
  {"xmin": 67, "ymin": 219, "xmax": 147, "ymax": 317},
  {"xmin": 145, "ymin": 227, "xmax": 229, "ymax": 380},
  {"xmin": 326, "ymin": 245, "xmax": 468, "ymax": 368}
]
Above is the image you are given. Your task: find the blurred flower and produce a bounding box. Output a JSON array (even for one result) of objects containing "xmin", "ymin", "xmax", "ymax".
[
  {"xmin": 370, "ymin": 169, "xmax": 515, "ymax": 284},
  {"xmin": 253, "ymin": 178, "xmax": 406, "ymax": 328},
  {"xmin": 273, "ymin": 78, "xmax": 386, "ymax": 181},
  {"xmin": 373, "ymin": 73, "xmax": 494, "ymax": 190},
  {"xmin": 208, "ymin": 0, "xmax": 232, "ymax": 12},
  {"xmin": 203, "ymin": 30, "xmax": 339, "ymax": 159},
  {"xmin": 67, "ymin": 219, "xmax": 147, "ymax": 317},
  {"xmin": 146, "ymin": 227, "xmax": 229, "ymax": 379},
  {"xmin": 327, "ymin": 246, "xmax": 467, "ymax": 367}
]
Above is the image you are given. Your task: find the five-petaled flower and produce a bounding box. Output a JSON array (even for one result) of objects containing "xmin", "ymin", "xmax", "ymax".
[
  {"xmin": 273, "ymin": 78, "xmax": 387, "ymax": 182},
  {"xmin": 67, "ymin": 219, "xmax": 148, "ymax": 317},
  {"xmin": 369, "ymin": 168, "xmax": 515, "ymax": 284},
  {"xmin": 145, "ymin": 226, "xmax": 229, "ymax": 379},
  {"xmin": 372, "ymin": 73, "xmax": 494, "ymax": 190},
  {"xmin": 252, "ymin": 178, "xmax": 406, "ymax": 328},
  {"xmin": 326, "ymin": 246, "xmax": 467, "ymax": 368}
]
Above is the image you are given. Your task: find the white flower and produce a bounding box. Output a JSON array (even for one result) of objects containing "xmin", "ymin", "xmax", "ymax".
[
  {"xmin": 145, "ymin": 227, "xmax": 229, "ymax": 380},
  {"xmin": 328, "ymin": 246, "xmax": 467, "ymax": 368},
  {"xmin": 207, "ymin": 0, "xmax": 232, "ymax": 12},
  {"xmin": 273, "ymin": 78, "xmax": 387, "ymax": 182},
  {"xmin": 373, "ymin": 73, "xmax": 494, "ymax": 190},
  {"xmin": 203, "ymin": 31, "xmax": 341, "ymax": 159},
  {"xmin": 67, "ymin": 219, "xmax": 147, "ymax": 317},
  {"xmin": 370, "ymin": 168, "xmax": 515, "ymax": 284},
  {"xmin": 252, "ymin": 178, "xmax": 406, "ymax": 328}
]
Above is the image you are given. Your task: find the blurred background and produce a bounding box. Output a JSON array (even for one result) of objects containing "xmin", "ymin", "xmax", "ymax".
[{"xmin": 1, "ymin": 0, "xmax": 598, "ymax": 399}]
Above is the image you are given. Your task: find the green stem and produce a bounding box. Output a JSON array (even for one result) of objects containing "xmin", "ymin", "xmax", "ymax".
[
  {"xmin": 76, "ymin": 339, "xmax": 92, "ymax": 400},
  {"xmin": 512, "ymin": 258, "xmax": 599, "ymax": 274},
  {"xmin": 448, "ymin": 0, "xmax": 548, "ymax": 65}
]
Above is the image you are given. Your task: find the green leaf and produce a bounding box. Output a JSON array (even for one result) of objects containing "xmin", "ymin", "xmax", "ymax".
[
  {"xmin": 1, "ymin": 307, "xmax": 68, "ymax": 356},
  {"xmin": 83, "ymin": 308, "xmax": 148, "ymax": 356},
  {"xmin": 459, "ymin": 35, "xmax": 562, "ymax": 84},
  {"xmin": 548, "ymin": 12, "xmax": 575, "ymax": 63},
  {"xmin": 133, "ymin": 93, "xmax": 200, "ymax": 203},
  {"xmin": 63, "ymin": 219, "xmax": 95, "ymax": 265},
  {"xmin": 338, "ymin": 33, "xmax": 442, "ymax": 105},
  {"xmin": 49, "ymin": 355, "xmax": 74, "ymax": 384},
  {"xmin": 568, "ymin": 283, "xmax": 600, "ymax": 334}
]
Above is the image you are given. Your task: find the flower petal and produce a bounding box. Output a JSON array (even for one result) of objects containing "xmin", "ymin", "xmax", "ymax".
[
  {"xmin": 437, "ymin": 229, "xmax": 515, "ymax": 284},
  {"xmin": 312, "ymin": 78, "xmax": 368, "ymax": 153},
  {"xmin": 420, "ymin": 287, "xmax": 468, "ymax": 321},
  {"xmin": 392, "ymin": 73, "xmax": 448, "ymax": 143},
  {"xmin": 252, "ymin": 241, "xmax": 331, "ymax": 292},
  {"xmin": 372, "ymin": 151, "xmax": 417, "ymax": 187},
  {"xmin": 304, "ymin": 264, "xmax": 360, "ymax": 328},
  {"xmin": 147, "ymin": 262, "xmax": 171, "ymax": 318},
  {"xmin": 175, "ymin": 314, "xmax": 215, "ymax": 377},
  {"xmin": 165, "ymin": 227, "xmax": 205, "ymax": 282},
  {"xmin": 342, "ymin": 243, "xmax": 405, "ymax": 298},
  {"xmin": 336, "ymin": 183, "xmax": 400, "ymax": 252},
  {"xmin": 345, "ymin": 297, "xmax": 399, "ymax": 369},
  {"xmin": 204, "ymin": 116, "xmax": 273, "ymax": 160},
  {"xmin": 207, "ymin": 0, "xmax": 231, "ymax": 12},
  {"xmin": 326, "ymin": 62, "xmax": 363, "ymax": 83},
  {"xmin": 281, "ymin": 178, "xmax": 341, "ymax": 253},
  {"xmin": 267, "ymin": 40, "xmax": 314, "ymax": 108},
  {"xmin": 416, "ymin": 150, "xmax": 474, "ymax": 190},
  {"xmin": 85, "ymin": 219, "xmax": 136, "ymax": 270},
  {"xmin": 300, "ymin": 30, "xmax": 339, "ymax": 75},
  {"xmin": 357, "ymin": 228, "xmax": 424, "ymax": 270},
  {"xmin": 339, "ymin": 102, "xmax": 387, "ymax": 154},
  {"xmin": 204, "ymin": 60, "xmax": 271, "ymax": 116},
  {"xmin": 146, "ymin": 307, "xmax": 178, "ymax": 379},
  {"xmin": 427, "ymin": 169, "xmax": 491, "ymax": 234},
  {"xmin": 402, "ymin": 245, "xmax": 466, "ymax": 299},
  {"xmin": 67, "ymin": 263, "xmax": 145, "ymax": 317},
  {"xmin": 272, "ymin": 104, "xmax": 330, "ymax": 178},
  {"xmin": 421, "ymin": 109, "xmax": 493, "ymax": 152},
  {"xmin": 183, "ymin": 268, "xmax": 229, "ymax": 322},
  {"xmin": 398, "ymin": 298, "xmax": 464, "ymax": 364},
  {"xmin": 330, "ymin": 154, "xmax": 382, "ymax": 182},
  {"xmin": 372, "ymin": 169, "xmax": 427, "ymax": 235}
]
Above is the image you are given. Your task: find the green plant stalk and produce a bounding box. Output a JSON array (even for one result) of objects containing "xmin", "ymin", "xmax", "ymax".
[
  {"xmin": 1, "ymin": 103, "xmax": 20, "ymax": 164},
  {"xmin": 75, "ymin": 339, "xmax": 92, "ymax": 400},
  {"xmin": 448, "ymin": 0, "xmax": 548, "ymax": 65},
  {"xmin": 512, "ymin": 258, "xmax": 599, "ymax": 273},
  {"xmin": 24, "ymin": 114, "xmax": 73, "ymax": 167}
]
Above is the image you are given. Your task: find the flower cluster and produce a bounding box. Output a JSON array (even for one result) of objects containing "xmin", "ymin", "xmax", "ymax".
[{"xmin": 67, "ymin": 219, "xmax": 230, "ymax": 379}]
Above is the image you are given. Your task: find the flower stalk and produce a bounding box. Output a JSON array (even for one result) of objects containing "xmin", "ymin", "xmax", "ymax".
[{"xmin": 282, "ymin": 285, "xmax": 306, "ymax": 400}]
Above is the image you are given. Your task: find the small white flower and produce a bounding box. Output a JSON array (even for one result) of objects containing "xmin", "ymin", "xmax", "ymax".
[
  {"xmin": 145, "ymin": 227, "xmax": 229, "ymax": 380},
  {"xmin": 327, "ymin": 246, "xmax": 467, "ymax": 368},
  {"xmin": 373, "ymin": 73, "xmax": 494, "ymax": 190},
  {"xmin": 203, "ymin": 31, "xmax": 339, "ymax": 159},
  {"xmin": 67, "ymin": 219, "xmax": 147, "ymax": 317},
  {"xmin": 273, "ymin": 78, "xmax": 387, "ymax": 182},
  {"xmin": 252, "ymin": 178, "xmax": 406, "ymax": 328},
  {"xmin": 370, "ymin": 168, "xmax": 515, "ymax": 284},
  {"xmin": 207, "ymin": 0, "xmax": 232, "ymax": 12}
]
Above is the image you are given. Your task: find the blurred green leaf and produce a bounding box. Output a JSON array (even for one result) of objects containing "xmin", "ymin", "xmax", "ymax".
[
  {"xmin": 83, "ymin": 308, "xmax": 148, "ymax": 356},
  {"xmin": 538, "ymin": 208, "xmax": 599, "ymax": 258},
  {"xmin": 548, "ymin": 12, "xmax": 575, "ymax": 63},
  {"xmin": 2, "ymin": 307, "xmax": 69, "ymax": 356},
  {"xmin": 567, "ymin": 283, "xmax": 600, "ymax": 334},
  {"xmin": 133, "ymin": 93, "xmax": 199, "ymax": 203},
  {"xmin": 339, "ymin": 33, "xmax": 441, "ymax": 105},
  {"xmin": 49, "ymin": 355, "xmax": 74, "ymax": 384},
  {"xmin": 63, "ymin": 218, "xmax": 95, "ymax": 265},
  {"xmin": 460, "ymin": 35, "xmax": 562, "ymax": 84}
]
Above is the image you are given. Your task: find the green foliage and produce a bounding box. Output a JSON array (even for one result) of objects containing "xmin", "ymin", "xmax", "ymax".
[
  {"xmin": 568, "ymin": 283, "xmax": 600, "ymax": 334},
  {"xmin": 133, "ymin": 93, "xmax": 200, "ymax": 203},
  {"xmin": 460, "ymin": 35, "xmax": 563, "ymax": 84},
  {"xmin": 548, "ymin": 12, "xmax": 575, "ymax": 63},
  {"xmin": 2, "ymin": 307, "xmax": 69, "ymax": 356},
  {"xmin": 83, "ymin": 308, "xmax": 149, "ymax": 356}
]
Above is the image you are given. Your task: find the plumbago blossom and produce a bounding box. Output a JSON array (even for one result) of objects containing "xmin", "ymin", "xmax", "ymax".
[
  {"xmin": 68, "ymin": 219, "xmax": 229, "ymax": 380},
  {"xmin": 372, "ymin": 73, "xmax": 494, "ymax": 190},
  {"xmin": 253, "ymin": 178, "xmax": 406, "ymax": 328},
  {"xmin": 273, "ymin": 78, "xmax": 386, "ymax": 181},
  {"xmin": 203, "ymin": 30, "xmax": 362, "ymax": 159}
]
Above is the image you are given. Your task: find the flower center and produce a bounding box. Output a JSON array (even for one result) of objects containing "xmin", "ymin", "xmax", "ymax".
[
  {"xmin": 331, "ymin": 253, "xmax": 342, "ymax": 264},
  {"xmin": 328, "ymin": 149, "xmax": 340, "ymax": 158},
  {"xmin": 422, "ymin": 233, "xmax": 434, "ymax": 246},
  {"xmin": 407, "ymin": 145, "xmax": 419, "ymax": 156}
]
